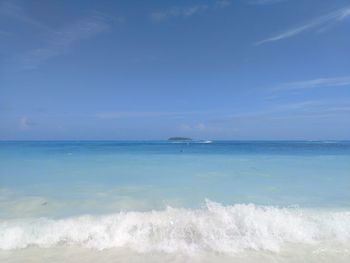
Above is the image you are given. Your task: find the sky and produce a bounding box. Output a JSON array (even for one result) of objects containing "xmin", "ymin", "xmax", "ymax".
[{"xmin": 0, "ymin": 0, "xmax": 350, "ymax": 140}]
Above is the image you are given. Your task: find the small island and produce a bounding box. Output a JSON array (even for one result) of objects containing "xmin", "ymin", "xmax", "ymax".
[{"xmin": 168, "ymin": 137, "xmax": 192, "ymax": 141}]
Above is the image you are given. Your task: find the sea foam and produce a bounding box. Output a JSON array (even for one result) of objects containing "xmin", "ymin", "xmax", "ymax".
[{"xmin": 0, "ymin": 200, "xmax": 349, "ymax": 253}]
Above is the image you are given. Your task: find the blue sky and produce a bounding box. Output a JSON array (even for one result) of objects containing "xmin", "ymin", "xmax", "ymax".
[{"xmin": 0, "ymin": 0, "xmax": 349, "ymax": 140}]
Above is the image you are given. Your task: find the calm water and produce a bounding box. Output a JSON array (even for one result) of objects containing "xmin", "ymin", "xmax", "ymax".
[{"xmin": 1, "ymin": 141, "xmax": 350, "ymax": 262}]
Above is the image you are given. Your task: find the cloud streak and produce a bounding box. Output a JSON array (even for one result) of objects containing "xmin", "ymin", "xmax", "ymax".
[
  {"xmin": 0, "ymin": 1, "xmax": 52, "ymax": 32},
  {"xmin": 2, "ymin": 2, "xmax": 123, "ymax": 70},
  {"xmin": 95, "ymin": 111, "xmax": 180, "ymax": 119},
  {"xmin": 95, "ymin": 110, "xmax": 218, "ymax": 119},
  {"xmin": 150, "ymin": 1, "xmax": 230, "ymax": 22},
  {"xmin": 17, "ymin": 14, "xmax": 119, "ymax": 70},
  {"xmin": 248, "ymin": 0, "xmax": 287, "ymax": 5},
  {"xmin": 19, "ymin": 116, "xmax": 35, "ymax": 130},
  {"xmin": 256, "ymin": 5, "xmax": 350, "ymax": 45},
  {"xmin": 273, "ymin": 76, "xmax": 350, "ymax": 91}
]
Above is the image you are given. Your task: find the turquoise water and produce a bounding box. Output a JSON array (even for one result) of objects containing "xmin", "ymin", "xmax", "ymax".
[
  {"xmin": 1, "ymin": 141, "xmax": 350, "ymax": 217},
  {"xmin": 1, "ymin": 141, "xmax": 350, "ymax": 262}
]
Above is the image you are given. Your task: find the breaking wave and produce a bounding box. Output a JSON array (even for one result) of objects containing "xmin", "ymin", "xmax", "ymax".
[{"xmin": 1, "ymin": 200, "xmax": 350, "ymax": 253}]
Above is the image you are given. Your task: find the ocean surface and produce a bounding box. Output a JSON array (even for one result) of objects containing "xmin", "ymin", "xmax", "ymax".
[{"xmin": 0, "ymin": 140, "xmax": 350, "ymax": 262}]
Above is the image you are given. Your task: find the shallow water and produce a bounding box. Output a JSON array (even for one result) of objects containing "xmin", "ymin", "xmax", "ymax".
[{"xmin": 0, "ymin": 141, "xmax": 349, "ymax": 262}]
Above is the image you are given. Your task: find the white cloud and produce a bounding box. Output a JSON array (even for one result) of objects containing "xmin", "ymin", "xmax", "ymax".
[
  {"xmin": 0, "ymin": 1, "xmax": 51, "ymax": 32},
  {"xmin": 19, "ymin": 116, "xmax": 35, "ymax": 130},
  {"xmin": 0, "ymin": 29, "xmax": 11, "ymax": 37},
  {"xmin": 180, "ymin": 123, "xmax": 206, "ymax": 131},
  {"xmin": 151, "ymin": 5, "xmax": 208, "ymax": 22},
  {"xmin": 95, "ymin": 110, "xmax": 215, "ymax": 119},
  {"xmin": 95, "ymin": 111, "xmax": 186, "ymax": 119},
  {"xmin": 17, "ymin": 14, "xmax": 119, "ymax": 70},
  {"xmin": 2, "ymin": 2, "xmax": 123, "ymax": 70},
  {"xmin": 214, "ymin": 101, "xmax": 324, "ymax": 122},
  {"xmin": 248, "ymin": 0, "xmax": 287, "ymax": 5},
  {"xmin": 150, "ymin": 1, "xmax": 230, "ymax": 22},
  {"xmin": 196, "ymin": 123, "xmax": 206, "ymax": 130},
  {"xmin": 273, "ymin": 76, "xmax": 350, "ymax": 91},
  {"xmin": 256, "ymin": 5, "xmax": 350, "ymax": 45},
  {"xmin": 179, "ymin": 122, "xmax": 232, "ymax": 135},
  {"xmin": 216, "ymin": 0, "xmax": 232, "ymax": 8}
]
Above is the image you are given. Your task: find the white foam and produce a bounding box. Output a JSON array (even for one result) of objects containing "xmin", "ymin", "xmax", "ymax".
[{"xmin": 0, "ymin": 200, "xmax": 349, "ymax": 254}]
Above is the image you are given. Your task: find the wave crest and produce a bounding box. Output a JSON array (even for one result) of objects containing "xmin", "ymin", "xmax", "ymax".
[{"xmin": 1, "ymin": 200, "xmax": 350, "ymax": 253}]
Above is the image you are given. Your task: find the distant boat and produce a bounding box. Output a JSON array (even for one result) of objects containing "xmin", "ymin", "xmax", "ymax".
[{"xmin": 168, "ymin": 137, "xmax": 192, "ymax": 141}]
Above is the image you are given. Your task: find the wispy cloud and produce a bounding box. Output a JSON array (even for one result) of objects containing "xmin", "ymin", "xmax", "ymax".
[
  {"xmin": 95, "ymin": 110, "xmax": 217, "ymax": 119},
  {"xmin": 216, "ymin": 0, "xmax": 232, "ymax": 8},
  {"xmin": 95, "ymin": 111, "xmax": 188, "ymax": 119},
  {"xmin": 0, "ymin": 1, "xmax": 52, "ymax": 32},
  {"xmin": 0, "ymin": 104, "xmax": 13, "ymax": 112},
  {"xmin": 19, "ymin": 116, "xmax": 35, "ymax": 130},
  {"xmin": 323, "ymin": 106, "xmax": 350, "ymax": 113},
  {"xmin": 221, "ymin": 100, "xmax": 321, "ymax": 119},
  {"xmin": 180, "ymin": 123, "xmax": 207, "ymax": 131},
  {"xmin": 248, "ymin": 0, "xmax": 287, "ymax": 5},
  {"xmin": 273, "ymin": 76, "xmax": 350, "ymax": 91},
  {"xmin": 209, "ymin": 99, "xmax": 350, "ymax": 127},
  {"xmin": 150, "ymin": 1, "xmax": 230, "ymax": 22},
  {"xmin": 151, "ymin": 5, "xmax": 209, "ymax": 22},
  {"xmin": 2, "ymin": 2, "xmax": 123, "ymax": 70},
  {"xmin": 179, "ymin": 122, "xmax": 233, "ymax": 136},
  {"xmin": 0, "ymin": 29, "xmax": 11, "ymax": 37},
  {"xmin": 256, "ymin": 5, "xmax": 350, "ymax": 45},
  {"xmin": 17, "ymin": 14, "xmax": 120, "ymax": 70}
]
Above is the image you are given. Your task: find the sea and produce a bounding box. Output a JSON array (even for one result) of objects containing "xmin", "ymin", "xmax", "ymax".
[{"xmin": 0, "ymin": 140, "xmax": 349, "ymax": 262}]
